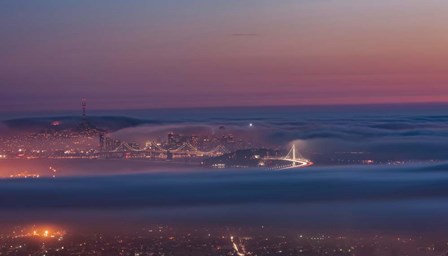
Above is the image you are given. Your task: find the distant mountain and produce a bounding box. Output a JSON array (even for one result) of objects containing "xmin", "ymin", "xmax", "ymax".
[{"xmin": 3, "ymin": 116, "xmax": 155, "ymax": 133}]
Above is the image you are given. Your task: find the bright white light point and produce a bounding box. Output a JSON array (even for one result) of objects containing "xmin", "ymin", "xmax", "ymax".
[{"xmin": 249, "ymin": 123, "xmax": 253, "ymax": 127}]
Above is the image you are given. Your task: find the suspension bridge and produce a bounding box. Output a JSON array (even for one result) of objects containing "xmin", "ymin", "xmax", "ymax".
[
  {"xmin": 263, "ymin": 144, "xmax": 313, "ymax": 169},
  {"xmin": 105, "ymin": 141, "xmax": 313, "ymax": 169},
  {"xmin": 107, "ymin": 141, "xmax": 229, "ymax": 157}
]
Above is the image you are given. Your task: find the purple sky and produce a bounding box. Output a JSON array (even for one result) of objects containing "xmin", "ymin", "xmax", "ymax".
[{"xmin": 2, "ymin": 0, "xmax": 448, "ymax": 112}]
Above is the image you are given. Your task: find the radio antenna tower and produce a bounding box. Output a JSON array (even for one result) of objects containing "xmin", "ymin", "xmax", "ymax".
[{"xmin": 82, "ymin": 98, "xmax": 87, "ymax": 118}]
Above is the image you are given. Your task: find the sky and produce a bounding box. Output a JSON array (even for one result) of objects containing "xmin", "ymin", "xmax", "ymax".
[{"xmin": 2, "ymin": 0, "xmax": 448, "ymax": 112}]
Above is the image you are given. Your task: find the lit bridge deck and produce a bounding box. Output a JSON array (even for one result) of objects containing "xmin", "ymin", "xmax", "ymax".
[{"xmin": 263, "ymin": 144, "xmax": 313, "ymax": 170}]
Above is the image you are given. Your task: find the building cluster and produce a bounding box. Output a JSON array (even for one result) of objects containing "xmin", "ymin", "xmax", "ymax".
[
  {"xmin": 0, "ymin": 117, "xmax": 104, "ymax": 159},
  {"xmin": 98, "ymin": 131, "xmax": 253, "ymax": 160},
  {"xmin": 0, "ymin": 134, "xmax": 98, "ymax": 159}
]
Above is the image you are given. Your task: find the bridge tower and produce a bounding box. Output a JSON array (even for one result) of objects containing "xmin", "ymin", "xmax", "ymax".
[
  {"xmin": 285, "ymin": 144, "xmax": 303, "ymax": 167},
  {"xmin": 292, "ymin": 144, "xmax": 296, "ymax": 167}
]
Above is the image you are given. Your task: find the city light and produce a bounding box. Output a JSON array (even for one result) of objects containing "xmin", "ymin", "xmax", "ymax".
[{"xmin": 11, "ymin": 226, "xmax": 65, "ymax": 241}]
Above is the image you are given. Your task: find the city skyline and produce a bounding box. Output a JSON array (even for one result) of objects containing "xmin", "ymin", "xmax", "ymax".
[{"xmin": 2, "ymin": 0, "xmax": 448, "ymax": 111}]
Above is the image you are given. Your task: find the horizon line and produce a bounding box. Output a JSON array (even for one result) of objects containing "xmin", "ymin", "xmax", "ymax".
[{"xmin": 2, "ymin": 101, "xmax": 448, "ymax": 116}]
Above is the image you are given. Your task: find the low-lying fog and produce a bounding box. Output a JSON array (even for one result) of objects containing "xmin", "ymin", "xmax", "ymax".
[{"xmin": 1, "ymin": 162, "xmax": 448, "ymax": 234}]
